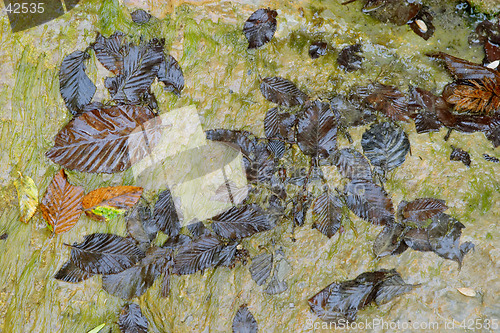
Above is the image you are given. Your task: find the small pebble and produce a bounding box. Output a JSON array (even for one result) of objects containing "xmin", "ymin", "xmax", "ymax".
[{"xmin": 457, "ymin": 287, "xmax": 476, "ymax": 297}]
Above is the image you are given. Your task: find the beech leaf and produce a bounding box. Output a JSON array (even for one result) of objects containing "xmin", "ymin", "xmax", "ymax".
[
  {"xmin": 249, "ymin": 252, "xmax": 273, "ymax": 286},
  {"xmin": 118, "ymin": 303, "xmax": 148, "ymax": 333},
  {"xmin": 147, "ymin": 188, "xmax": 181, "ymax": 237},
  {"xmin": 332, "ymin": 148, "xmax": 372, "ymax": 181},
  {"xmin": 46, "ymin": 104, "xmax": 161, "ymax": 174},
  {"xmin": 232, "ymin": 305, "xmax": 258, "ymax": 333},
  {"xmin": 69, "ymin": 233, "xmax": 145, "ymax": 275},
  {"xmin": 157, "ymin": 54, "xmax": 184, "ymax": 95},
  {"xmin": 373, "ymin": 223, "xmax": 407, "ymax": 257},
  {"xmin": 40, "ymin": 170, "xmax": 84, "ymax": 234},
  {"xmin": 260, "ymin": 77, "xmax": 308, "ymax": 107},
  {"xmin": 311, "ymin": 190, "xmax": 343, "ymax": 238},
  {"xmin": 14, "ymin": 172, "xmax": 38, "ymax": 224},
  {"xmin": 54, "ymin": 260, "xmax": 95, "ymax": 283},
  {"xmin": 243, "ymin": 8, "xmax": 278, "ymax": 49},
  {"xmin": 399, "ymin": 198, "xmax": 448, "ymax": 226},
  {"xmin": 82, "ymin": 186, "xmax": 142, "ymax": 222},
  {"xmin": 92, "ymin": 32, "xmax": 127, "ymax": 75},
  {"xmin": 296, "ymin": 100, "xmax": 338, "ymax": 159},
  {"xmin": 59, "ymin": 50, "xmax": 96, "ymax": 115},
  {"xmin": 361, "ymin": 122, "xmax": 410, "ymax": 172},
  {"xmin": 345, "ymin": 179, "xmax": 395, "ymax": 225}
]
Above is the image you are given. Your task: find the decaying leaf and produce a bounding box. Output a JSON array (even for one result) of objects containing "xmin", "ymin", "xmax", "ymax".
[
  {"xmin": 360, "ymin": 0, "xmax": 422, "ymax": 26},
  {"xmin": 443, "ymin": 79, "xmax": 500, "ymax": 114},
  {"xmin": 408, "ymin": 87, "xmax": 445, "ymax": 133},
  {"xmin": 429, "ymin": 52, "xmax": 498, "ymax": 81},
  {"xmin": 332, "ymin": 148, "xmax": 372, "ymax": 181},
  {"xmin": 373, "ymin": 223, "xmax": 407, "ymax": 257},
  {"xmin": 337, "ymin": 44, "xmax": 363, "ymax": 72},
  {"xmin": 130, "ymin": 9, "xmax": 152, "ymax": 24},
  {"xmin": 249, "ymin": 252, "xmax": 273, "ymax": 286},
  {"xmin": 296, "ymin": 100, "xmax": 338, "ymax": 159},
  {"xmin": 292, "ymin": 191, "xmax": 311, "ymax": 227},
  {"xmin": 102, "ymin": 247, "xmax": 171, "ymax": 299},
  {"xmin": 450, "ymin": 146, "xmax": 471, "ymax": 167},
  {"xmin": 260, "ymin": 77, "xmax": 308, "ymax": 107},
  {"xmin": 54, "ymin": 260, "xmax": 95, "ymax": 283},
  {"xmin": 264, "ymin": 249, "xmax": 290, "ymax": 295},
  {"xmin": 92, "ymin": 32, "xmax": 127, "ymax": 75},
  {"xmin": 157, "ymin": 54, "xmax": 184, "ymax": 96},
  {"xmin": 309, "ymin": 269, "xmax": 414, "ymax": 323},
  {"xmin": 14, "ymin": 172, "xmax": 38, "ymax": 223},
  {"xmin": 210, "ymin": 204, "xmax": 275, "ymax": 240},
  {"xmin": 361, "ymin": 122, "xmax": 410, "ymax": 172},
  {"xmin": 82, "ymin": 186, "xmax": 143, "ymax": 222},
  {"xmin": 364, "ymin": 84, "xmax": 412, "ymax": 122},
  {"xmin": 232, "ymin": 305, "xmax": 258, "ymax": 333},
  {"xmin": 311, "ymin": 190, "xmax": 343, "ymax": 238},
  {"xmin": 148, "ymin": 188, "xmax": 181, "ymax": 237},
  {"xmin": 46, "ymin": 104, "xmax": 161, "ymax": 173},
  {"xmin": 118, "ymin": 303, "xmax": 148, "ymax": 333},
  {"xmin": 243, "ymin": 8, "xmax": 278, "ymax": 49},
  {"xmin": 69, "ymin": 233, "xmax": 145, "ymax": 275},
  {"xmin": 126, "ymin": 203, "xmax": 155, "ymax": 244},
  {"xmin": 345, "ymin": 179, "xmax": 395, "ymax": 225},
  {"xmin": 40, "ymin": 170, "xmax": 84, "ymax": 234},
  {"xmin": 309, "ymin": 41, "xmax": 328, "ymax": 59},
  {"xmin": 398, "ymin": 197, "xmax": 448, "ymax": 227},
  {"xmin": 59, "ymin": 50, "xmax": 96, "ymax": 115}
]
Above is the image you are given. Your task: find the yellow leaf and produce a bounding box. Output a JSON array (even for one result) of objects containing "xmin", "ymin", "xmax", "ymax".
[
  {"xmin": 14, "ymin": 172, "xmax": 38, "ymax": 223},
  {"xmin": 87, "ymin": 323, "xmax": 106, "ymax": 333}
]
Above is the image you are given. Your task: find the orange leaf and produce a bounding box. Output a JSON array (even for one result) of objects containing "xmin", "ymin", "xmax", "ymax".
[
  {"xmin": 40, "ymin": 170, "xmax": 84, "ymax": 234},
  {"xmin": 82, "ymin": 186, "xmax": 143, "ymax": 222}
]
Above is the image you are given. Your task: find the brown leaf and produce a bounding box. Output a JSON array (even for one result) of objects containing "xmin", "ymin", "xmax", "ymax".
[
  {"xmin": 365, "ymin": 84, "xmax": 412, "ymax": 122},
  {"xmin": 399, "ymin": 198, "xmax": 448, "ymax": 225},
  {"xmin": 260, "ymin": 77, "xmax": 309, "ymax": 107},
  {"xmin": 46, "ymin": 104, "xmax": 161, "ymax": 173},
  {"xmin": 429, "ymin": 52, "xmax": 499, "ymax": 81},
  {"xmin": 443, "ymin": 78, "xmax": 500, "ymax": 114},
  {"xmin": 82, "ymin": 186, "xmax": 143, "ymax": 222},
  {"xmin": 40, "ymin": 170, "xmax": 84, "ymax": 234}
]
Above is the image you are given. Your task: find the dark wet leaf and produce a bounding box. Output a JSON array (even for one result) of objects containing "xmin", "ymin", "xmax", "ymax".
[
  {"xmin": 243, "ymin": 8, "xmax": 278, "ymax": 49},
  {"xmin": 118, "ymin": 303, "xmax": 148, "ymax": 333},
  {"xmin": 311, "ymin": 190, "xmax": 343, "ymax": 238},
  {"xmin": 483, "ymin": 153, "xmax": 499, "ymax": 163},
  {"xmin": 399, "ymin": 198, "xmax": 448, "ymax": 226},
  {"xmin": 59, "ymin": 50, "xmax": 96, "ymax": 116},
  {"xmin": 408, "ymin": 87, "xmax": 445, "ymax": 133},
  {"xmin": 361, "ymin": 122, "xmax": 410, "ymax": 172},
  {"xmin": 309, "ymin": 41, "xmax": 328, "ymax": 59},
  {"xmin": 172, "ymin": 234, "xmax": 235, "ymax": 275},
  {"xmin": 0, "ymin": 233, "xmax": 7, "ymax": 240},
  {"xmin": 82, "ymin": 186, "xmax": 143, "ymax": 222},
  {"xmin": 157, "ymin": 54, "xmax": 184, "ymax": 96},
  {"xmin": 450, "ymin": 146, "xmax": 471, "ymax": 167},
  {"xmin": 187, "ymin": 221, "xmax": 210, "ymax": 238},
  {"xmin": 206, "ymin": 129, "xmax": 275, "ymax": 183},
  {"xmin": 210, "ymin": 204, "xmax": 275, "ymax": 240},
  {"xmin": 264, "ymin": 107, "xmax": 296, "ymax": 142},
  {"xmin": 332, "ymin": 148, "xmax": 372, "ymax": 181},
  {"xmin": 296, "ymin": 100, "xmax": 338, "ymax": 159},
  {"xmin": 374, "ymin": 272, "xmax": 415, "ymax": 305},
  {"xmin": 403, "ymin": 227, "xmax": 432, "ymax": 251},
  {"xmin": 249, "ymin": 252, "xmax": 273, "ymax": 286},
  {"xmin": 102, "ymin": 247, "xmax": 170, "ymax": 299},
  {"xmin": 429, "ymin": 52, "xmax": 499, "ymax": 81},
  {"xmin": 408, "ymin": 7, "xmax": 435, "ymax": 40},
  {"xmin": 331, "ymin": 95, "xmax": 376, "ymax": 127},
  {"xmin": 126, "ymin": 203, "xmax": 155, "ymax": 244},
  {"xmin": 130, "ymin": 9, "xmax": 151, "ymax": 24},
  {"xmin": 148, "ymin": 188, "xmax": 180, "ymax": 237},
  {"xmin": 362, "ymin": 0, "xmax": 422, "ymax": 26},
  {"xmin": 109, "ymin": 39, "xmax": 164, "ymax": 103},
  {"xmin": 232, "ymin": 305, "xmax": 258, "ymax": 333},
  {"xmin": 69, "ymin": 233, "xmax": 145, "ymax": 275},
  {"xmin": 92, "ymin": 32, "xmax": 127, "ymax": 74},
  {"xmin": 475, "ymin": 19, "xmax": 500, "ymax": 63},
  {"xmin": 292, "ymin": 191, "xmax": 311, "ymax": 227},
  {"xmin": 46, "ymin": 104, "xmax": 160, "ymax": 173},
  {"xmin": 309, "ymin": 269, "xmax": 412, "ymax": 323},
  {"xmin": 365, "ymin": 84, "xmax": 412, "ymax": 122},
  {"xmin": 337, "ymin": 44, "xmax": 363, "ymax": 72},
  {"xmin": 345, "ymin": 179, "xmax": 395, "ymax": 225},
  {"xmin": 54, "ymin": 260, "xmax": 94, "ymax": 283},
  {"xmin": 373, "ymin": 223, "xmax": 407, "ymax": 257},
  {"xmin": 40, "ymin": 169, "xmax": 84, "ymax": 234},
  {"xmin": 260, "ymin": 77, "xmax": 308, "ymax": 107}
]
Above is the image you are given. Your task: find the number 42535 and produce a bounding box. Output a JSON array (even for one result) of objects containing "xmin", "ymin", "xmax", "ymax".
[{"xmin": 5, "ymin": 3, "xmax": 45, "ymax": 14}]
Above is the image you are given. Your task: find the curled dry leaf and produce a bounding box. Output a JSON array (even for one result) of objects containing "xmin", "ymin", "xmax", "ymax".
[
  {"xmin": 232, "ymin": 305, "xmax": 258, "ymax": 333},
  {"xmin": 296, "ymin": 100, "xmax": 338, "ymax": 160},
  {"xmin": 260, "ymin": 77, "xmax": 308, "ymax": 107},
  {"xmin": 309, "ymin": 269, "xmax": 414, "ymax": 323},
  {"xmin": 345, "ymin": 179, "xmax": 395, "ymax": 225},
  {"xmin": 118, "ymin": 303, "xmax": 148, "ymax": 333},
  {"xmin": 311, "ymin": 190, "xmax": 343, "ymax": 238},
  {"xmin": 361, "ymin": 122, "xmax": 410, "ymax": 172},
  {"xmin": 243, "ymin": 8, "xmax": 278, "ymax": 49},
  {"xmin": 40, "ymin": 170, "xmax": 84, "ymax": 234},
  {"xmin": 14, "ymin": 172, "xmax": 38, "ymax": 224},
  {"xmin": 82, "ymin": 186, "xmax": 143, "ymax": 222},
  {"xmin": 46, "ymin": 104, "xmax": 161, "ymax": 174},
  {"xmin": 59, "ymin": 50, "xmax": 96, "ymax": 116},
  {"xmin": 69, "ymin": 233, "xmax": 145, "ymax": 275}
]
